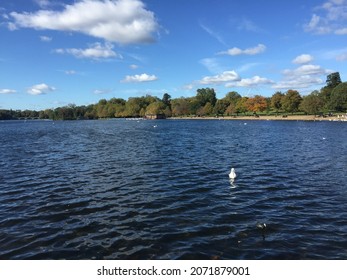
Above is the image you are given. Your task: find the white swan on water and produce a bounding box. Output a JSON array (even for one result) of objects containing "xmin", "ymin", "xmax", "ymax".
[{"xmin": 229, "ymin": 168, "xmax": 236, "ymax": 180}]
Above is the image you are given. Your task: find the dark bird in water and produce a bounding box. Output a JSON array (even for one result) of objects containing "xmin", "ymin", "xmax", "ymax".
[
  {"xmin": 256, "ymin": 222, "xmax": 267, "ymax": 240},
  {"xmin": 257, "ymin": 223, "xmax": 267, "ymax": 241}
]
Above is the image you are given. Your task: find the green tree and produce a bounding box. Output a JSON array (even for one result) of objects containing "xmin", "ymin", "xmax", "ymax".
[
  {"xmin": 171, "ymin": 98, "xmax": 190, "ymax": 116},
  {"xmin": 197, "ymin": 102, "xmax": 213, "ymax": 116},
  {"xmin": 75, "ymin": 106, "xmax": 87, "ymax": 119},
  {"xmin": 299, "ymin": 91, "xmax": 324, "ymax": 115},
  {"xmin": 96, "ymin": 104, "xmax": 107, "ymax": 118},
  {"xmin": 319, "ymin": 86, "xmax": 333, "ymax": 110},
  {"xmin": 235, "ymin": 97, "xmax": 249, "ymax": 115},
  {"xmin": 142, "ymin": 95, "xmax": 159, "ymax": 107},
  {"xmin": 328, "ymin": 82, "xmax": 347, "ymax": 112},
  {"xmin": 145, "ymin": 101, "xmax": 166, "ymax": 115},
  {"xmin": 225, "ymin": 103, "xmax": 237, "ymax": 116},
  {"xmin": 271, "ymin": 91, "xmax": 284, "ymax": 113},
  {"xmin": 54, "ymin": 106, "xmax": 75, "ymax": 120},
  {"xmin": 162, "ymin": 93, "xmax": 171, "ymax": 107},
  {"xmin": 0, "ymin": 110, "xmax": 13, "ymax": 120},
  {"xmin": 224, "ymin": 91, "xmax": 241, "ymax": 105},
  {"xmin": 326, "ymin": 72, "xmax": 342, "ymax": 88},
  {"xmin": 84, "ymin": 104, "xmax": 97, "ymax": 119},
  {"xmin": 282, "ymin": 90, "xmax": 302, "ymax": 113},
  {"xmin": 107, "ymin": 98, "xmax": 126, "ymax": 118},
  {"xmin": 163, "ymin": 106, "xmax": 172, "ymax": 118},
  {"xmin": 38, "ymin": 109, "xmax": 50, "ymax": 119},
  {"xmin": 124, "ymin": 98, "xmax": 142, "ymax": 117},
  {"xmin": 213, "ymin": 99, "xmax": 229, "ymax": 115},
  {"xmin": 98, "ymin": 99, "xmax": 107, "ymax": 106},
  {"xmin": 106, "ymin": 103, "xmax": 117, "ymax": 118},
  {"xmin": 196, "ymin": 88, "xmax": 217, "ymax": 107},
  {"xmin": 109, "ymin": 98, "xmax": 126, "ymax": 105},
  {"xmin": 139, "ymin": 108, "xmax": 146, "ymax": 117},
  {"xmin": 320, "ymin": 72, "xmax": 342, "ymax": 110},
  {"xmin": 114, "ymin": 103, "xmax": 125, "ymax": 118},
  {"xmin": 219, "ymin": 91, "xmax": 241, "ymax": 115},
  {"xmin": 188, "ymin": 97, "xmax": 201, "ymax": 115}
]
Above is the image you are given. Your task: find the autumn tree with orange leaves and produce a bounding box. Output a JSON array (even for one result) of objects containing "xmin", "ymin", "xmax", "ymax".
[{"xmin": 245, "ymin": 95, "xmax": 268, "ymax": 112}]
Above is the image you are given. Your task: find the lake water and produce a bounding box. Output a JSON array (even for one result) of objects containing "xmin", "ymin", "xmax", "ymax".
[{"xmin": 0, "ymin": 119, "xmax": 347, "ymax": 259}]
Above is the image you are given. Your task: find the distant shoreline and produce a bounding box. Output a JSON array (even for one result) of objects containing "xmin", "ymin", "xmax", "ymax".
[
  {"xmin": 1, "ymin": 114, "xmax": 347, "ymax": 122},
  {"xmin": 169, "ymin": 115, "xmax": 347, "ymax": 122}
]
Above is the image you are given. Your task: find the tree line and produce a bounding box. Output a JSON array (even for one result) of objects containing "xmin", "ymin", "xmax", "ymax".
[{"xmin": 1, "ymin": 72, "xmax": 346, "ymax": 121}]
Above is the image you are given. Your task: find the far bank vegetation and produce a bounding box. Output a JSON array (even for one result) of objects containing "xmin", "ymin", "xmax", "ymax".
[{"xmin": 1, "ymin": 72, "xmax": 346, "ymax": 120}]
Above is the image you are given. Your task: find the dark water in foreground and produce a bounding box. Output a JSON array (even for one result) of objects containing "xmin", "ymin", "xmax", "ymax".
[{"xmin": 0, "ymin": 119, "xmax": 347, "ymax": 259}]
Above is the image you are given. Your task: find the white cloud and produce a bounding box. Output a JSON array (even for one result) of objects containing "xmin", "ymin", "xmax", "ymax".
[
  {"xmin": 27, "ymin": 83, "xmax": 56, "ymax": 95},
  {"xmin": 122, "ymin": 73, "xmax": 158, "ymax": 83},
  {"xmin": 273, "ymin": 64, "xmax": 331, "ymax": 90},
  {"xmin": 237, "ymin": 62, "xmax": 261, "ymax": 73},
  {"xmin": 200, "ymin": 23, "xmax": 227, "ymax": 46},
  {"xmin": 292, "ymin": 54, "xmax": 314, "ymax": 64},
  {"xmin": 129, "ymin": 64, "xmax": 139, "ymax": 69},
  {"xmin": 34, "ymin": 0, "xmax": 51, "ymax": 8},
  {"xmin": 183, "ymin": 84, "xmax": 194, "ymax": 90},
  {"xmin": 237, "ymin": 18, "xmax": 266, "ymax": 33},
  {"xmin": 226, "ymin": 76, "xmax": 274, "ymax": 88},
  {"xmin": 335, "ymin": 27, "xmax": 347, "ymax": 34},
  {"xmin": 304, "ymin": 0, "xmax": 347, "ymax": 35},
  {"xmin": 199, "ymin": 70, "xmax": 241, "ymax": 85},
  {"xmin": 0, "ymin": 89, "xmax": 17, "ymax": 94},
  {"xmin": 7, "ymin": 22, "xmax": 17, "ymax": 31},
  {"xmin": 64, "ymin": 70, "xmax": 77, "ymax": 75},
  {"xmin": 304, "ymin": 14, "xmax": 325, "ymax": 33},
  {"xmin": 273, "ymin": 76, "xmax": 325, "ymax": 90},
  {"xmin": 39, "ymin": 35, "xmax": 52, "ymax": 42},
  {"xmin": 55, "ymin": 42, "xmax": 120, "ymax": 60},
  {"xmin": 219, "ymin": 44, "xmax": 266, "ymax": 56},
  {"xmin": 9, "ymin": 0, "xmax": 159, "ymax": 44},
  {"xmin": 283, "ymin": 64, "xmax": 329, "ymax": 76},
  {"xmin": 93, "ymin": 89, "xmax": 112, "ymax": 94},
  {"xmin": 199, "ymin": 58, "xmax": 224, "ymax": 74},
  {"xmin": 322, "ymin": 0, "xmax": 347, "ymax": 21},
  {"xmin": 54, "ymin": 48, "xmax": 63, "ymax": 54}
]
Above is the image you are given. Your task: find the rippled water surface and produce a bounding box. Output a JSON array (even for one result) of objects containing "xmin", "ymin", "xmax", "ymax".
[{"xmin": 1, "ymin": 119, "xmax": 347, "ymax": 259}]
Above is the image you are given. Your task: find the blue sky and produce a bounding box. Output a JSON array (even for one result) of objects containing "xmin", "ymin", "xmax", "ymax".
[{"xmin": 0, "ymin": 0, "xmax": 347, "ymax": 110}]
